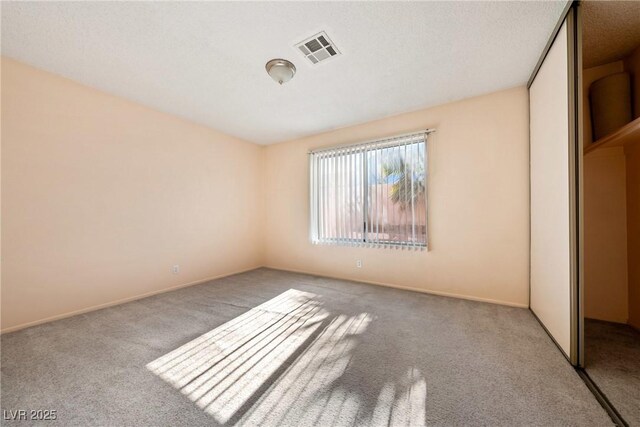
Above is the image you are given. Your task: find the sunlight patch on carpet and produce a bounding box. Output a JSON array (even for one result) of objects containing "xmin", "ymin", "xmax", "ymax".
[{"xmin": 147, "ymin": 288, "xmax": 426, "ymax": 425}]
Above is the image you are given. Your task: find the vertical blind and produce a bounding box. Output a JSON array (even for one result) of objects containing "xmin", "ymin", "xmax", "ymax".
[{"xmin": 309, "ymin": 130, "xmax": 432, "ymax": 250}]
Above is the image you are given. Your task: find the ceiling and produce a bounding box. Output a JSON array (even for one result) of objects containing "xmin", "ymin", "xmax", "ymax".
[
  {"xmin": 582, "ymin": 1, "xmax": 640, "ymax": 69},
  {"xmin": 1, "ymin": 1, "xmax": 567, "ymax": 145}
]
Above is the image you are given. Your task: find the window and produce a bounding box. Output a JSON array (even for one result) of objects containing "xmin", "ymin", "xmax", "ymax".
[{"xmin": 309, "ymin": 131, "xmax": 431, "ymax": 249}]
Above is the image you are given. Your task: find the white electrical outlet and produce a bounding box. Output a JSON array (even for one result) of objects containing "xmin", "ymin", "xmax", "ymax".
[
  {"xmin": 356, "ymin": 260, "xmax": 362, "ymax": 268},
  {"xmin": 172, "ymin": 265, "xmax": 180, "ymax": 274}
]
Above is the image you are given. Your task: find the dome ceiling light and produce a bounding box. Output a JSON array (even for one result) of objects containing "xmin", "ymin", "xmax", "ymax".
[{"xmin": 265, "ymin": 59, "xmax": 296, "ymax": 85}]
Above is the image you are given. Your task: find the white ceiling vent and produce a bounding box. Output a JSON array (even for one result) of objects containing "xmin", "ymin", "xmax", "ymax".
[{"xmin": 295, "ymin": 31, "xmax": 341, "ymax": 65}]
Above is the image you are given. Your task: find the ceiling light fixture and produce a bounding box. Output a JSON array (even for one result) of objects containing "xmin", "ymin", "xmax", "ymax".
[{"xmin": 265, "ymin": 59, "xmax": 296, "ymax": 85}]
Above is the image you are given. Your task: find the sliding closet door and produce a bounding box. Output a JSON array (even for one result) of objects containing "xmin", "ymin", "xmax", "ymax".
[{"xmin": 529, "ymin": 4, "xmax": 581, "ymax": 365}]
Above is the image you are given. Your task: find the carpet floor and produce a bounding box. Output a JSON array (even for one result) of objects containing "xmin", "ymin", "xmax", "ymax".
[
  {"xmin": 584, "ymin": 318, "xmax": 640, "ymax": 425},
  {"xmin": 1, "ymin": 268, "xmax": 611, "ymax": 426}
]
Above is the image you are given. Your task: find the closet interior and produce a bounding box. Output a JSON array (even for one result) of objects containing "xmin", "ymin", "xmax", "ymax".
[{"xmin": 581, "ymin": 2, "xmax": 640, "ymax": 424}]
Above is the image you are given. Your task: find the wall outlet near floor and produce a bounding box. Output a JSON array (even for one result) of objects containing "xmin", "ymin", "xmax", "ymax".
[
  {"xmin": 172, "ymin": 265, "xmax": 180, "ymax": 274},
  {"xmin": 356, "ymin": 260, "xmax": 362, "ymax": 268}
]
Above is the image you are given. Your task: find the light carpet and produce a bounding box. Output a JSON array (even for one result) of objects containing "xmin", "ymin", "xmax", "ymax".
[
  {"xmin": 584, "ymin": 318, "xmax": 640, "ymax": 425},
  {"xmin": 1, "ymin": 268, "xmax": 612, "ymax": 426}
]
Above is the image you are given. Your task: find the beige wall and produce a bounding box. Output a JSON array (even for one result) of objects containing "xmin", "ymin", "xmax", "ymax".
[
  {"xmin": 583, "ymin": 147, "xmax": 628, "ymax": 323},
  {"xmin": 264, "ymin": 87, "xmax": 530, "ymax": 307},
  {"xmin": 1, "ymin": 60, "xmax": 532, "ymax": 334},
  {"xmin": 626, "ymin": 141, "xmax": 640, "ymax": 329},
  {"xmin": 1, "ymin": 58, "xmax": 265, "ymax": 332}
]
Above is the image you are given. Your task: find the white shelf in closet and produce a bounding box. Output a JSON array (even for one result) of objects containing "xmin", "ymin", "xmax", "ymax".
[{"xmin": 584, "ymin": 116, "xmax": 640, "ymax": 155}]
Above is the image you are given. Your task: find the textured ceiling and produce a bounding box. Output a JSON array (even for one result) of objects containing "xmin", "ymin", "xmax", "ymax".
[
  {"xmin": 582, "ymin": 1, "xmax": 640, "ymax": 69},
  {"xmin": 1, "ymin": 1, "xmax": 567, "ymax": 144}
]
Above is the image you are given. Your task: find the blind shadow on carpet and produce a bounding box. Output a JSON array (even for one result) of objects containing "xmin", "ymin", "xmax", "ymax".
[{"xmin": 146, "ymin": 288, "xmax": 427, "ymax": 426}]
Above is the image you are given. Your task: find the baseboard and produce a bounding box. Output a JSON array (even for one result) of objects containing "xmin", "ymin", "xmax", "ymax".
[
  {"xmin": 265, "ymin": 266, "xmax": 529, "ymax": 308},
  {"xmin": 0, "ymin": 266, "xmax": 263, "ymax": 334},
  {"xmin": 3, "ymin": 264, "xmax": 528, "ymax": 334}
]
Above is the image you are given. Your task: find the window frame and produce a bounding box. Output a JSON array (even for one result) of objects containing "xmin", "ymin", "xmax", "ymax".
[{"xmin": 309, "ymin": 130, "xmax": 433, "ymax": 250}]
